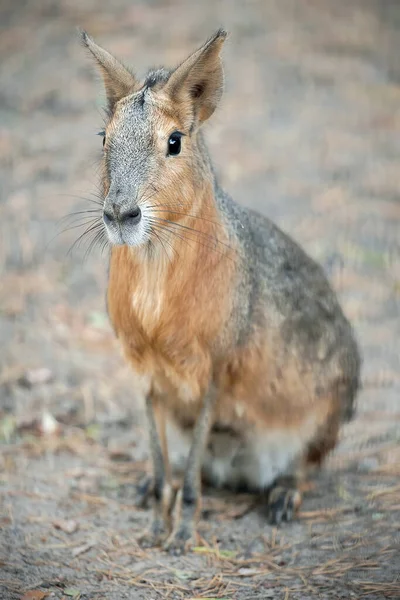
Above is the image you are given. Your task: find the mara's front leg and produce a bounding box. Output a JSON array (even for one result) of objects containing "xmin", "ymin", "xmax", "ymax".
[
  {"xmin": 164, "ymin": 387, "xmax": 216, "ymax": 555},
  {"xmin": 138, "ymin": 394, "xmax": 174, "ymax": 548}
]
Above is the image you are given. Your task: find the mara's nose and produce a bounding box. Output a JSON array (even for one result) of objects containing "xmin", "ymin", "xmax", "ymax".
[{"xmin": 103, "ymin": 206, "xmax": 142, "ymax": 227}]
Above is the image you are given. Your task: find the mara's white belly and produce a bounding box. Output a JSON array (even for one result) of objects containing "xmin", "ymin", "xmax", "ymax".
[{"xmin": 166, "ymin": 418, "xmax": 313, "ymax": 491}]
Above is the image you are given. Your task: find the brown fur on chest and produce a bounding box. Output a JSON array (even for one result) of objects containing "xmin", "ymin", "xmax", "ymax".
[
  {"xmin": 107, "ymin": 241, "xmax": 235, "ymax": 403},
  {"xmin": 107, "ymin": 245, "xmax": 329, "ymax": 435},
  {"xmin": 106, "ymin": 234, "xmax": 336, "ymax": 438}
]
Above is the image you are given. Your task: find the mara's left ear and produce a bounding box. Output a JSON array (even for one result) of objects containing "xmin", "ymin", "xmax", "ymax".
[
  {"xmin": 163, "ymin": 29, "xmax": 228, "ymax": 127},
  {"xmin": 80, "ymin": 30, "xmax": 138, "ymax": 110}
]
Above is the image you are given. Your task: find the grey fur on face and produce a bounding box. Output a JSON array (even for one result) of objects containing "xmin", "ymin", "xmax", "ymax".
[{"xmin": 102, "ymin": 89, "xmax": 158, "ymax": 247}]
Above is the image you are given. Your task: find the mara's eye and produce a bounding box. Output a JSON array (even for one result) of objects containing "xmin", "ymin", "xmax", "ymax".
[
  {"xmin": 167, "ymin": 132, "xmax": 182, "ymax": 156},
  {"xmin": 98, "ymin": 130, "xmax": 106, "ymax": 148}
]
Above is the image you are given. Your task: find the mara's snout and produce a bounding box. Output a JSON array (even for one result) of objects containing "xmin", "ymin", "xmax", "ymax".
[
  {"xmin": 102, "ymin": 179, "xmax": 147, "ymax": 246},
  {"xmin": 103, "ymin": 198, "xmax": 142, "ymax": 246}
]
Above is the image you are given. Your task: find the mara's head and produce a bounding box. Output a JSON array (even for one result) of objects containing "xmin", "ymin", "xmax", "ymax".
[{"xmin": 81, "ymin": 29, "xmax": 227, "ymax": 248}]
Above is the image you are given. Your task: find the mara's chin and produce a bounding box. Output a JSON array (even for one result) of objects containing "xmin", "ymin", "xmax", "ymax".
[{"xmin": 105, "ymin": 225, "xmax": 149, "ymax": 248}]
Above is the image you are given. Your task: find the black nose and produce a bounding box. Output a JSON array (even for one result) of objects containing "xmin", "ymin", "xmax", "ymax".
[
  {"xmin": 120, "ymin": 207, "xmax": 141, "ymax": 225},
  {"xmin": 103, "ymin": 207, "xmax": 142, "ymax": 226}
]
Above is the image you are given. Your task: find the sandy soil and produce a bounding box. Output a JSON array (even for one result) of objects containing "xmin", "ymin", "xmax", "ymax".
[{"xmin": 0, "ymin": 1, "xmax": 399, "ymax": 598}]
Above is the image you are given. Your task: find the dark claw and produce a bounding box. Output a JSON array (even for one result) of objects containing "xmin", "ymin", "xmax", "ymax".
[
  {"xmin": 268, "ymin": 497, "xmax": 284, "ymax": 525},
  {"xmin": 283, "ymin": 495, "xmax": 295, "ymax": 522},
  {"xmin": 267, "ymin": 486, "xmax": 300, "ymax": 525}
]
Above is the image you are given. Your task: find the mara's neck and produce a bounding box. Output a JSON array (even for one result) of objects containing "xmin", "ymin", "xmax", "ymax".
[{"xmin": 133, "ymin": 183, "xmax": 225, "ymax": 272}]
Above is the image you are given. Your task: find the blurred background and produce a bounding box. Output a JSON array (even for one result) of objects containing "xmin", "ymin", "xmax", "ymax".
[{"xmin": 1, "ymin": 1, "xmax": 399, "ymax": 599}]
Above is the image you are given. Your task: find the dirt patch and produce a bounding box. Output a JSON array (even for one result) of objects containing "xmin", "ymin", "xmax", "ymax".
[{"xmin": 1, "ymin": 0, "xmax": 399, "ymax": 598}]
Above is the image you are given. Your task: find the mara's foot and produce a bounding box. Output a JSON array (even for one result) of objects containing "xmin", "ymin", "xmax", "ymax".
[
  {"xmin": 138, "ymin": 518, "xmax": 169, "ymax": 548},
  {"xmin": 163, "ymin": 523, "xmax": 197, "ymax": 555},
  {"xmin": 162, "ymin": 488, "xmax": 199, "ymax": 555},
  {"xmin": 267, "ymin": 485, "xmax": 302, "ymax": 525}
]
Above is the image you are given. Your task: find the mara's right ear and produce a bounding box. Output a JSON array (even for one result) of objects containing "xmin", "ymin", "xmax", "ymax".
[
  {"xmin": 163, "ymin": 29, "xmax": 228, "ymax": 128},
  {"xmin": 80, "ymin": 30, "xmax": 138, "ymax": 110}
]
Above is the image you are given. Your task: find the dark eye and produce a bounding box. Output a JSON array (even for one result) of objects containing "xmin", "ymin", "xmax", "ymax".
[
  {"xmin": 168, "ymin": 132, "xmax": 182, "ymax": 156},
  {"xmin": 98, "ymin": 130, "xmax": 106, "ymax": 148}
]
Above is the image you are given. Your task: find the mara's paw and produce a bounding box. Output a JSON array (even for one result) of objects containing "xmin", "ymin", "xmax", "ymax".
[
  {"xmin": 267, "ymin": 486, "xmax": 302, "ymax": 526},
  {"xmin": 163, "ymin": 525, "xmax": 197, "ymax": 556},
  {"xmin": 138, "ymin": 519, "xmax": 169, "ymax": 548}
]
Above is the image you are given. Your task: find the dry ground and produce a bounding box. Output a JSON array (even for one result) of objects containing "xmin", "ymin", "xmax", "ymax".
[{"xmin": 0, "ymin": 1, "xmax": 399, "ymax": 598}]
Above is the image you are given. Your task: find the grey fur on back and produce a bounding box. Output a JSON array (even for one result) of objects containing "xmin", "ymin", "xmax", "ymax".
[{"xmin": 214, "ymin": 182, "xmax": 360, "ymax": 422}]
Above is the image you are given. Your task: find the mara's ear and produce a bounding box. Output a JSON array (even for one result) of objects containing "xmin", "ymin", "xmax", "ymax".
[
  {"xmin": 80, "ymin": 30, "xmax": 138, "ymax": 109},
  {"xmin": 163, "ymin": 28, "xmax": 228, "ymax": 127}
]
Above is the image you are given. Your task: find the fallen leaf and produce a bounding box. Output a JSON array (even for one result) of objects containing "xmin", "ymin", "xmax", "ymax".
[
  {"xmin": 337, "ymin": 484, "xmax": 352, "ymax": 501},
  {"xmin": 20, "ymin": 591, "xmax": 48, "ymax": 600},
  {"xmin": 237, "ymin": 567, "xmax": 266, "ymax": 576},
  {"xmin": 72, "ymin": 542, "xmax": 93, "ymax": 557},
  {"xmin": 99, "ymin": 476, "xmax": 119, "ymax": 490},
  {"xmin": 85, "ymin": 423, "xmax": 100, "ymax": 441},
  {"xmin": 19, "ymin": 368, "xmax": 53, "ymax": 388},
  {"xmin": 53, "ymin": 519, "xmax": 79, "ymax": 534},
  {"xmin": 192, "ymin": 546, "xmax": 237, "ymax": 559},
  {"xmin": 218, "ymin": 549, "xmax": 237, "ymax": 558},
  {"xmin": 173, "ymin": 569, "xmax": 193, "ymax": 581},
  {"xmin": 0, "ymin": 416, "xmax": 17, "ymax": 442},
  {"xmin": 16, "ymin": 414, "xmax": 40, "ymax": 433},
  {"xmin": 193, "ymin": 545, "xmax": 211, "ymax": 554},
  {"xmin": 108, "ymin": 448, "xmax": 132, "ymax": 462},
  {"xmin": 39, "ymin": 412, "xmax": 61, "ymax": 436},
  {"xmin": 64, "ymin": 589, "xmax": 81, "ymax": 599}
]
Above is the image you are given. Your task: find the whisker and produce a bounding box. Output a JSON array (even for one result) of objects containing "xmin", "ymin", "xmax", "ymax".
[
  {"xmin": 152, "ymin": 229, "xmax": 172, "ymax": 264},
  {"xmin": 147, "ymin": 221, "xmax": 180, "ymax": 262},
  {"xmin": 140, "ymin": 186, "xmax": 161, "ymax": 205},
  {"xmin": 67, "ymin": 222, "xmax": 104, "ymax": 257},
  {"xmin": 148, "ymin": 207, "xmax": 221, "ymax": 226},
  {"xmin": 149, "ymin": 199, "xmax": 221, "ymax": 221},
  {"xmin": 163, "ymin": 226, "xmax": 223, "ymax": 259},
  {"xmin": 56, "ymin": 214, "xmax": 102, "ymax": 231},
  {"xmin": 152, "ymin": 217, "xmax": 217, "ymax": 242},
  {"xmin": 151, "ymin": 216, "xmax": 234, "ymax": 253},
  {"xmin": 58, "ymin": 193, "xmax": 104, "ymax": 207},
  {"xmin": 58, "ymin": 217, "xmax": 101, "ymax": 235},
  {"xmin": 154, "ymin": 221, "xmax": 235, "ymax": 262},
  {"xmin": 59, "ymin": 208, "xmax": 102, "ymax": 220},
  {"xmin": 45, "ymin": 216, "xmax": 102, "ymax": 251},
  {"xmin": 100, "ymin": 236, "xmax": 110, "ymax": 256},
  {"xmin": 84, "ymin": 229, "xmax": 105, "ymax": 261}
]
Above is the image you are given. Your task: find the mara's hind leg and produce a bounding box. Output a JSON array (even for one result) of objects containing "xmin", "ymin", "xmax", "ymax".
[
  {"xmin": 266, "ymin": 410, "xmax": 342, "ymax": 526},
  {"xmin": 305, "ymin": 409, "xmax": 341, "ymax": 467},
  {"xmin": 266, "ymin": 475, "xmax": 303, "ymax": 525}
]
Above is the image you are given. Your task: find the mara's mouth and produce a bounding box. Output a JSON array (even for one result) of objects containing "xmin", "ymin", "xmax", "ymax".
[{"xmin": 103, "ymin": 210, "xmax": 150, "ymax": 248}]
